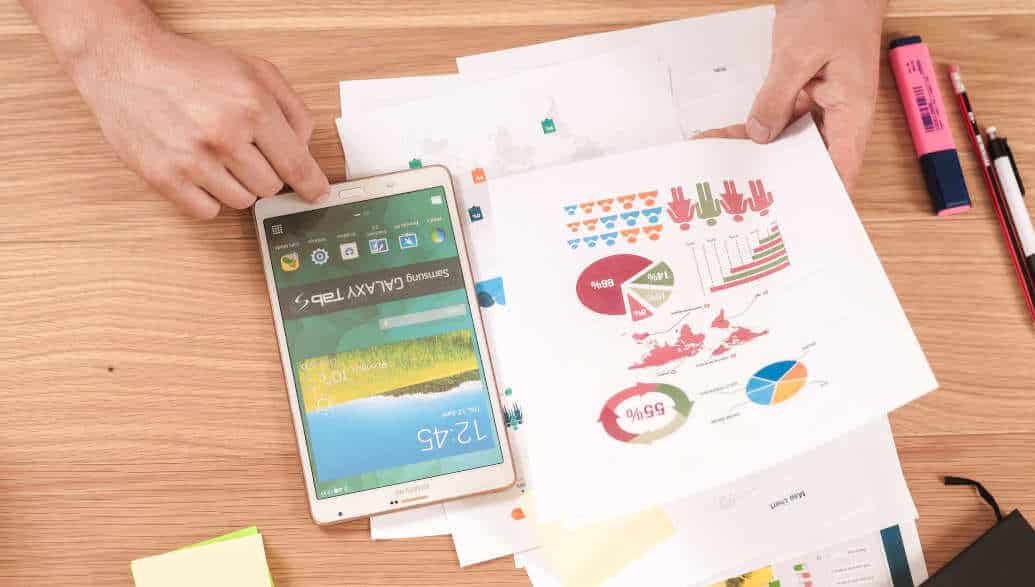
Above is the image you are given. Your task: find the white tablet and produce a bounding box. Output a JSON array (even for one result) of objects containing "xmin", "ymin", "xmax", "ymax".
[{"xmin": 254, "ymin": 166, "xmax": 514, "ymax": 524}]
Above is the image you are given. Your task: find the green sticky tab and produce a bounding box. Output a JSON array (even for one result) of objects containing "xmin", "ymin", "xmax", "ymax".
[
  {"xmin": 769, "ymin": 581, "xmax": 781, "ymax": 587},
  {"xmin": 408, "ymin": 158, "xmax": 423, "ymax": 169},
  {"xmin": 181, "ymin": 526, "xmax": 259, "ymax": 550},
  {"xmin": 179, "ymin": 527, "xmax": 274, "ymax": 586},
  {"xmin": 793, "ymin": 563, "xmax": 804, "ymax": 571}
]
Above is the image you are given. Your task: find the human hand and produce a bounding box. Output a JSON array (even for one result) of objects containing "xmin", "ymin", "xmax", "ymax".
[
  {"xmin": 699, "ymin": 0, "xmax": 886, "ymax": 190},
  {"xmin": 68, "ymin": 26, "xmax": 329, "ymax": 218}
]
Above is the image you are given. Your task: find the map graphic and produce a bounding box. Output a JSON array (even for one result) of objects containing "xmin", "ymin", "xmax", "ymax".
[
  {"xmin": 576, "ymin": 254, "xmax": 674, "ymax": 322},
  {"xmin": 629, "ymin": 308, "xmax": 768, "ymax": 369},
  {"xmin": 746, "ymin": 361, "xmax": 808, "ymax": 406},
  {"xmin": 598, "ymin": 383, "xmax": 692, "ymax": 444}
]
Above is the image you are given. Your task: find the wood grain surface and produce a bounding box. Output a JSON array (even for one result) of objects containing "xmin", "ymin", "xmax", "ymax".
[{"xmin": 1, "ymin": 1, "xmax": 1034, "ymax": 585}]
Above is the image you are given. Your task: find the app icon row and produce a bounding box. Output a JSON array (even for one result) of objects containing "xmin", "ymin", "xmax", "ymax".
[{"xmin": 279, "ymin": 228, "xmax": 447, "ymax": 272}]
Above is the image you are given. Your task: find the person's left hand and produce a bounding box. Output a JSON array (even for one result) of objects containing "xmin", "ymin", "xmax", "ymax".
[{"xmin": 699, "ymin": 0, "xmax": 887, "ymax": 191}]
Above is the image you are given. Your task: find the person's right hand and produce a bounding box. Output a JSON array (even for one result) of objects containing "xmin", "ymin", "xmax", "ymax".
[{"xmin": 69, "ymin": 26, "xmax": 329, "ymax": 219}]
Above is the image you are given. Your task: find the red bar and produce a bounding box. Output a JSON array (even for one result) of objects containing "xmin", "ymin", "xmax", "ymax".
[
  {"xmin": 710, "ymin": 261, "xmax": 790, "ymax": 292},
  {"xmin": 730, "ymin": 250, "xmax": 786, "ymax": 273},
  {"xmin": 753, "ymin": 236, "xmax": 783, "ymax": 255}
]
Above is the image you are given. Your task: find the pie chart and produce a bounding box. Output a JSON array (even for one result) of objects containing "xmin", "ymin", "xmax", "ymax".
[
  {"xmin": 575, "ymin": 254, "xmax": 674, "ymax": 322},
  {"xmin": 746, "ymin": 360, "xmax": 807, "ymax": 406}
]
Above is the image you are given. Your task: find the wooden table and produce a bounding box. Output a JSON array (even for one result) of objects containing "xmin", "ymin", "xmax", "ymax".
[{"xmin": 1, "ymin": 1, "xmax": 1033, "ymax": 584}]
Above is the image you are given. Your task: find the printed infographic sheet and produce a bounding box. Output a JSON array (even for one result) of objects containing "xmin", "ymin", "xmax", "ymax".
[
  {"xmin": 515, "ymin": 417, "xmax": 917, "ymax": 586},
  {"xmin": 517, "ymin": 520, "xmax": 927, "ymax": 587},
  {"xmin": 489, "ymin": 117, "xmax": 937, "ymax": 524}
]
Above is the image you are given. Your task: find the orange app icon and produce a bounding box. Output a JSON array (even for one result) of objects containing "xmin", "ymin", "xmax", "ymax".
[
  {"xmin": 583, "ymin": 218, "xmax": 598, "ymax": 231},
  {"xmin": 280, "ymin": 252, "xmax": 300, "ymax": 272},
  {"xmin": 471, "ymin": 167, "xmax": 487, "ymax": 183},
  {"xmin": 596, "ymin": 198, "xmax": 614, "ymax": 212},
  {"xmin": 620, "ymin": 228, "xmax": 640, "ymax": 243},
  {"xmin": 567, "ymin": 222, "xmax": 581, "ymax": 232},
  {"xmin": 638, "ymin": 190, "xmax": 658, "ymax": 206},
  {"xmin": 617, "ymin": 194, "xmax": 636, "ymax": 209},
  {"xmin": 579, "ymin": 201, "xmax": 595, "ymax": 214}
]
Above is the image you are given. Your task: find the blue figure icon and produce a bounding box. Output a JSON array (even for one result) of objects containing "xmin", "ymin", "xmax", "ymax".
[{"xmin": 468, "ymin": 206, "xmax": 484, "ymax": 222}]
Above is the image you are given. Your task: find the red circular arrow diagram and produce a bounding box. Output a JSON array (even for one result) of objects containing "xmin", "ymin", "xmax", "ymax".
[{"xmin": 598, "ymin": 383, "xmax": 692, "ymax": 444}]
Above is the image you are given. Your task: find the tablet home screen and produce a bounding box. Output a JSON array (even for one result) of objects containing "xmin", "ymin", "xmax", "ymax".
[{"xmin": 264, "ymin": 187, "xmax": 502, "ymax": 499}]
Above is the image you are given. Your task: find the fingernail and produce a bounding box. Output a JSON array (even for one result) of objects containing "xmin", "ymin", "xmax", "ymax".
[{"xmin": 746, "ymin": 117, "xmax": 771, "ymax": 143}]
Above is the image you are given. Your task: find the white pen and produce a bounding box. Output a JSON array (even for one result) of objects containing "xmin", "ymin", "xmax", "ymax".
[{"xmin": 987, "ymin": 127, "xmax": 1035, "ymax": 278}]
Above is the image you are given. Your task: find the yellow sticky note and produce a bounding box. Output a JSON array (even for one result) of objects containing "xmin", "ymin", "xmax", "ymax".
[
  {"xmin": 706, "ymin": 566, "xmax": 774, "ymax": 587},
  {"xmin": 520, "ymin": 494, "xmax": 676, "ymax": 587},
  {"xmin": 131, "ymin": 533, "xmax": 272, "ymax": 587}
]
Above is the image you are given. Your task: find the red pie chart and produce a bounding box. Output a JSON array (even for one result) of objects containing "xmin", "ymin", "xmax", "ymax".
[{"xmin": 575, "ymin": 254, "xmax": 674, "ymax": 321}]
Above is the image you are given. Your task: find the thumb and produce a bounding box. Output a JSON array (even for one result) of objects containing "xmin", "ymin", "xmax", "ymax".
[{"xmin": 747, "ymin": 52, "xmax": 822, "ymax": 144}]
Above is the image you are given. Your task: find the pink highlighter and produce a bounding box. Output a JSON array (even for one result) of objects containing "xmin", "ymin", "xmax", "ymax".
[{"xmin": 888, "ymin": 36, "xmax": 971, "ymax": 215}]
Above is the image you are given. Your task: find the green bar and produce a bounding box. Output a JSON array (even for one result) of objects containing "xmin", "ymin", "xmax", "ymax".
[
  {"xmin": 723, "ymin": 256, "xmax": 788, "ymax": 283},
  {"xmin": 752, "ymin": 243, "xmax": 785, "ymax": 260}
]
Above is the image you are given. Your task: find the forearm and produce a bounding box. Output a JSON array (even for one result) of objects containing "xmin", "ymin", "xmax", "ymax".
[{"xmin": 19, "ymin": 0, "xmax": 164, "ymax": 74}]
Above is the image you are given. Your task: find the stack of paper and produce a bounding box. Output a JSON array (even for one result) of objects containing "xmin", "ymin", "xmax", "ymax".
[
  {"xmin": 130, "ymin": 527, "xmax": 273, "ymax": 587},
  {"xmin": 335, "ymin": 5, "xmax": 935, "ymax": 585}
]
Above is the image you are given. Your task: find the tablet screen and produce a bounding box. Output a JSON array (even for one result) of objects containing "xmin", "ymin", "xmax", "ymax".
[{"xmin": 263, "ymin": 186, "xmax": 503, "ymax": 499}]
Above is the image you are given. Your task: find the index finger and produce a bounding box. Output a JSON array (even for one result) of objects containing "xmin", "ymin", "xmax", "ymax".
[{"xmin": 254, "ymin": 109, "xmax": 329, "ymax": 202}]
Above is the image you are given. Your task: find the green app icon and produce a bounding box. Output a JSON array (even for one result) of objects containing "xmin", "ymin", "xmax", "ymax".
[
  {"xmin": 408, "ymin": 158, "xmax": 423, "ymax": 169},
  {"xmin": 541, "ymin": 118, "xmax": 556, "ymax": 134}
]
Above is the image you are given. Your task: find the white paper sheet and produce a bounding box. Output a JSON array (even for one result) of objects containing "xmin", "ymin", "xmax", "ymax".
[
  {"xmin": 369, "ymin": 504, "xmax": 449, "ymax": 540},
  {"xmin": 517, "ymin": 417, "xmax": 917, "ymax": 586},
  {"xmin": 699, "ymin": 518, "xmax": 929, "ymax": 586},
  {"xmin": 488, "ymin": 117, "xmax": 937, "ymax": 524},
  {"xmin": 520, "ymin": 519, "xmax": 927, "ymax": 587},
  {"xmin": 456, "ymin": 6, "xmax": 774, "ymax": 82},
  {"xmin": 339, "ymin": 74, "xmax": 461, "ymax": 116}
]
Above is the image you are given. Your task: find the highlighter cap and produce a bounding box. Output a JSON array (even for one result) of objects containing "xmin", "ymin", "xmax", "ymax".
[{"xmin": 920, "ymin": 150, "xmax": 971, "ymax": 215}]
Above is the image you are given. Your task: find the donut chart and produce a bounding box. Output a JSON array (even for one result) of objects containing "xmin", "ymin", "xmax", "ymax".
[
  {"xmin": 576, "ymin": 254, "xmax": 674, "ymax": 322},
  {"xmin": 746, "ymin": 360, "xmax": 808, "ymax": 406},
  {"xmin": 598, "ymin": 383, "xmax": 692, "ymax": 444}
]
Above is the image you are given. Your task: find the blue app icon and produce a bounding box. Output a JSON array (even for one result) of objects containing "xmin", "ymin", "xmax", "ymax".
[
  {"xmin": 398, "ymin": 233, "xmax": 419, "ymax": 249},
  {"xmin": 368, "ymin": 238, "xmax": 389, "ymax": 254},
  {"xmin": 468, "ymin": 206, "xmax": 484, "ymax": 222}
]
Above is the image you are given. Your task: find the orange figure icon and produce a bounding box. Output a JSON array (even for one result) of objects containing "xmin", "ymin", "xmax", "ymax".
[{"xmin": 638, "ymin": 190, "xmax": 658, "ymax": 206}]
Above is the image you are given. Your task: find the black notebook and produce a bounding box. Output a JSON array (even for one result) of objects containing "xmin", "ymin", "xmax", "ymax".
[{"xmin": 922, "ymin": 478, "xmax": 1035, "ymax": 586}]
